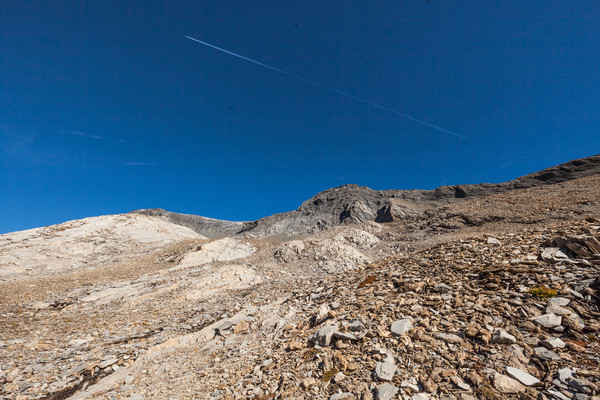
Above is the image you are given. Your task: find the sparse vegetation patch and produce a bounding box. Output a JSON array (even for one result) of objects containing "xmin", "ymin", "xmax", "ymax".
[{"xmin": 528, "ymin": 285, "xmax": 558, "ymax": 298}]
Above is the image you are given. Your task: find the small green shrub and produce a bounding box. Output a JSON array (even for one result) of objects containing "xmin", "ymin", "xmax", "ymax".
[{"xmin": 528, "ymin": 286, "xmax": 558, "ymax": 298}]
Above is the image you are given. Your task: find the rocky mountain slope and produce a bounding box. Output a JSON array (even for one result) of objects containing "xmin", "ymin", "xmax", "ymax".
[
  {"xmin": 135, "ymin": 155, "xmax": 600, "ymax": 240},
  {"xmin": 0, "ymin": 214, "xmax": 204, "ymax": 281},
  {"xmin": 1, "ymin": 155, "xmax": 599, "ymax": 400}
]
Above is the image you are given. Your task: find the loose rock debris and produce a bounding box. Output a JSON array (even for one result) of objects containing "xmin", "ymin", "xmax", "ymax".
[{"xmin": 1, "ymin": 174, "xmax": 599, "ymax": 400}]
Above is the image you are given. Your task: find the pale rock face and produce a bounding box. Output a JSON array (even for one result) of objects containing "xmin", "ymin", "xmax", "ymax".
[
  {"xmin": 273, "ymin": 240, "xmax": 305, "ymax": 263},
  {"xmin": 304, "ymin": 241, "xmax": 371, "ymax": 273},
  {"xmin": 334, "ymin": 228, "xmax": 380, "ymax": 249},
  {"xmin": 273, "ymin": 227, "xmax": 375, "ymax": 273},
  {"xmin": 177, "ymin": 237, "xmax": 257, "ymax": 269},
  {"xmin": 184, "ymin": 264, "xmax": 263, "ymax": 300},
  {"xmin": 80, "ymin": 281, "xmax": 159, "ymax": 305},
  {"xmin": 434, "ymin": 332, "xmax": 464, "ymax": 344},
  {"xmin": 0, "ymin": 214, "xmax": 204, "ymax": 279}
]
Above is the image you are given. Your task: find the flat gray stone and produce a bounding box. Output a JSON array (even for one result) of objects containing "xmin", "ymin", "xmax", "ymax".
[
  {"xmin": 564, "ymin": 287, "xmax": 584, "ymax": 299},
  {"xmin": 375, "ymin": 383, "xmax": 399, "ymax": 400},
  {"xmin": 375, "ymin": 361, "xmax": 397, "ymax": 381},
  {"xmin": 534, "ymin": 347, "xmax": 562, "ymax": 361},
  {"xmin": 492, "ymin": 329, "xmax": 516, "ymax": 344},
  {"xmin": 506, "ymin": 367, "xmax": 540, "ymax": 386},
  {"xmin": 557, "ymin": 368, "xmax": 574, "ymax": 383},
  {"xmin": 548, "ymin": 389, "xmax": 571, "ymax": 400},
  {"xmin": 541, "ymin": 247, "xmax": 570, "ymax": 262},
  {"xmin": 548, "ymin": 297, "xmax": 570, "ymax": 307},
  {"xmin": 390, "ymin": 319, "xmax": 413, "ymax": 336},
  {"xmin": 532, "ymin": 313, "xmax": 562, "ymax": 328},
  {"xmin": 569, "ymin": 378, "xmax": 593, "ymax": 394},
  {"xmin": 540, "ymin": 337, "xmax": 566, "ymax": 349},
  {"xmin": 546, "ymin": 302, "xmax": 571, "ymax": 315}
]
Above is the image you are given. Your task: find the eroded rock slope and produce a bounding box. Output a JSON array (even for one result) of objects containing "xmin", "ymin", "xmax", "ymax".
[{"xmin": 0, "ymin": 157, "xmax": 599, "ymax": 400}]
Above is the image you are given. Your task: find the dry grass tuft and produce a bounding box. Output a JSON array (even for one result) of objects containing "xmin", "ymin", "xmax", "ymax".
[{"xmin": 528, "ymin": 285, "xmax": 558, "ymax": 298}]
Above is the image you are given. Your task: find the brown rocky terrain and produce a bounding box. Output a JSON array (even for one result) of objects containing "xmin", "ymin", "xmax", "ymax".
[{"xmin": 1, "ymin": 156, "xmax": 599, "ymax": 400}]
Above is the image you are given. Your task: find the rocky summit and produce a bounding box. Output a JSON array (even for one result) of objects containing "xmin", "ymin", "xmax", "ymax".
[{"xmin": 1, "ymin": 155, "xmax": 599, "ymax": 400}]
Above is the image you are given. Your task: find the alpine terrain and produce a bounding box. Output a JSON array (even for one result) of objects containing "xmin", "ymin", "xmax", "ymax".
[{"xmin": 1, "ymin": 155, "xmax": 599, "ymax": 400}]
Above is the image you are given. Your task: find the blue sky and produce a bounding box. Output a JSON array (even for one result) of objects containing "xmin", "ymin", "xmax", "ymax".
[{"xmin": 1, "ymin": 1, "xmax": 599, "ymax": 234}]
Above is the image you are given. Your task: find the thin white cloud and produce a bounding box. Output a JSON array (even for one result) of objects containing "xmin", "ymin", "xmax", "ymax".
[
  {"xmin": 66, "ymin": 131, "xmax": 104, "ymax": 140},
  {"xmin": 125, "ymin": 161, "xmax": 156, "ymax": 166}
]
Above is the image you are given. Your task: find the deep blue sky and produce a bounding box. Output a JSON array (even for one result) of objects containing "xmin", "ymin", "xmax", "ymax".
[{"xmin": 1, "ymin": 1, "xmax": 599, "ymax": 234}]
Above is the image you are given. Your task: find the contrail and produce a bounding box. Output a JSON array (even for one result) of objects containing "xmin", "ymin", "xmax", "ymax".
[{"xmin": 186, "ymin": 36, "xmax": 465, "ymax": 139}]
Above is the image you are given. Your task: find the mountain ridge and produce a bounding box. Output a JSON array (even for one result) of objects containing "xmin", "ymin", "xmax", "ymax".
[{"xmin": 134, "ymin": 154, "xmax": 600, "ymax": 239}]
